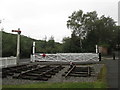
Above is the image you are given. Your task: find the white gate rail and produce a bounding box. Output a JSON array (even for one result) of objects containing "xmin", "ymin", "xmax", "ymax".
[
  {"xmin": 0, "ymin": 57, "xmax": 17, "ymax": 68},
  {"xmin": 31, "ymin": 53, "xmax": 99, "ymax": 62}
]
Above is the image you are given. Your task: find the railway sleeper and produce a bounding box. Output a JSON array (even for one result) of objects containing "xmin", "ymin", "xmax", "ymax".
[
  {"xmin": 65, "ymin": 66, "xmax": 76, "ymax": 78},
  {"xmin": 23, "ymin": 73, "xmax": 52, "ymax": 79},
  {"xmin": 69, "ymin": 73, "xmax": 90, "ymax": 77},
  {"xmin": 16, "ymin": 67, "xmax": 56, "ymax": 78},
  {"xmin": 52, "ymin": 70, "xmax": 59, "ymax": 73},
  {"xmin": 47, "ymin": 72, "xmax": 56, "ymax": 75},
  {"xmin": 73, "ymin": 72, "xmax": 89, "ymax": 74},
  {"xmin": 13, "ymin": 73, "xmax": 21, "ymax": 79},
  {"xmin": 20, "ymin": 76, "xmax": 48, "ymax": 81},
  {"xmin": 71, "ymin": 70, "xmax": 92, "ymax": 73},
  {"xmin": 2, "ymin": 74, "xmax": 7, "ymax": 78},
  {"xmin": 35, "ymin": 67, "xmax": 53, "ymax": 71},
  {"xmin": 29, "ymin": 68, "xmax": 54, "ymax": 74},
  {"xmin": 12, "ymin": 65, "xmax": 63, "ymax": 80},
  {"xmin": 2, "ymin": 64, "xmax": 39, "ymax": 78},
  {"xmin": 5, "ymin": 72, "xmax": 14, "ymax": 76},
  {"xmin": 73, "ymin": 69, "xmax": 89, "ymax": 72},
  {"xmin": 44, "ymin": 74, "xmax": 52, "ymax": 78},
  {"xmin": 17, "ymin": 74, "xmax": 47, "ymax": 78},
  {"xmin": 29, "ymin": 71, "xmax": 44, "ymax": 74},
  {"xmin": 55, "ymin": 67, "xmax": 64, "ymax": 71},
  {"xmin": 72, "ymin": 69, "xmax": 93, "ymax": 73},
  {"xmin": 73, "ymin": 67, "xmax": 91, "ymax": 71},
  {"xmin": 20, "ymin": 66, "xmax": 47, "ymax": 75},
  {"xmin": 22, "ymin": 73, "xmax": 39, "ymax": 77}
]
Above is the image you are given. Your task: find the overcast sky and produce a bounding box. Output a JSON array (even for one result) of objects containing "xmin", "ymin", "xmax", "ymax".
[{"xmin": 0, "ymin": 0, "xmax": 119, "ymax": 42}]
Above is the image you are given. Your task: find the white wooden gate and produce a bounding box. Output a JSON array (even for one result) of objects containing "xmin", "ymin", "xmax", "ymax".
[
  {"xmin": 31, "ymin": 53, "xmax": 99, "ymax": 62},
  {"xmin": 0, "ymin": 57, "xmax": 17, "ymax": 68}
]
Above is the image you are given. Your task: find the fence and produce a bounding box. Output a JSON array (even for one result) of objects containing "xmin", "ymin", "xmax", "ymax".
[
  {"xmin": 31, "ymin": 53, "xmax": 99, "ymax": 62},
  {"xmin": 0, "ymin": 57, "xmax": 17, "ymax": 68}
]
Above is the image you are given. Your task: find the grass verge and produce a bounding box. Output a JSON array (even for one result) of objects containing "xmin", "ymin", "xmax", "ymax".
[
  {"xmin": 96, "ymin": 64, "xmax": 108, "ymax": 88},
  {"xmin": 3, "ymin": 82, "xmax": 107, "ymax": 88}
]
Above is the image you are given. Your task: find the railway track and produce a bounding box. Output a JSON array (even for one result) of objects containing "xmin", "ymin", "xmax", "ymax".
[
  {"xmin": 2, "ymin": 63, "xmax": 95, "ymax": 81},
  {"xmin": 15, "ymin": 65, "xmax": 64, "ymax": 81},
  {"xmin": 2, "ymin": 64, "xmax": 38, "ymax": 78},
  {"xmin": 62, "ymin": 65, "xmax": 95, "ymax": 78},
  {"xmin": 2, "ymin": 64, "xmax": 64, "ymax": 81}
]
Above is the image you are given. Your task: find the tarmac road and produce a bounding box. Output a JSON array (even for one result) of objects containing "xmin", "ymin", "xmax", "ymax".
[{"xmin": 99, "ymin": 57, "xmax": 119, "ymax": 88}]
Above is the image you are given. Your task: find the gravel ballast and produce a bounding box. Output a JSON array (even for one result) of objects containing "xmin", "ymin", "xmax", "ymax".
[{"xmin": 2, "ymin": 62, "xmax": 104, "ymax": 85}]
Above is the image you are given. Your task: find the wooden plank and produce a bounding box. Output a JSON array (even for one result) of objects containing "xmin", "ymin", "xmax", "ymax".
[
  {"xmin": 74, "ymin": 72, "xmax": 88, "ymax": 74},
  {"xmin": 65, "ymin": 65, "xmax": 76, "ymax": 78},
  {"xmin": 88, "ymin": 66, "xmax": 91, "ymax": 76},
  {"xmin": 69, "ymin": 73, "xmax": 89, "ymax": 77}
]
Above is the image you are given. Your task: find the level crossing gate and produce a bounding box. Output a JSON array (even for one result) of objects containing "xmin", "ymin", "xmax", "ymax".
[{"xmin": 31, "ymin": 53, "xmax": 99, "ymax": 62}]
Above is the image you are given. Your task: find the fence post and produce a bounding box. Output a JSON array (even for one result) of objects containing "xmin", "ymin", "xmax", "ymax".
[
  {"xmin": 56, "ymin": 54, "xmax": 58, "ymax": 61},
  {"xmin": 33, "ymin": 54, "xmax": 35, "ymax": 62},
  {"xmin": 99, "ymin": 53, "xmax": 101, "ymax": 61},
  {"xmin": 30, "ymin": 55, "xmax": 33, "ymax": 62},
  {"xmin": 5, "ymin": 58, "xmax": 7, "ymax": 67},
  {"xmin": 113, "ymin": 52, "xmax": 115, "ymax": 60},
  {"xmin": 15, "ymin": 57, "xmax": 17, "ymax": 65}
]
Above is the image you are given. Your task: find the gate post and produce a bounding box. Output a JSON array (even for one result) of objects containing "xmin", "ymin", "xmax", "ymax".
[
  {"xmin": 99, "ymin": 53, "xmax": 101, "ymax": 61},
  {"xmin": 113, "ymin": 52, "xmax": 115, "ymax": 60},
  {"xmin": 5, "ymin": 58, "xmax": 7, "ymax": 67}
]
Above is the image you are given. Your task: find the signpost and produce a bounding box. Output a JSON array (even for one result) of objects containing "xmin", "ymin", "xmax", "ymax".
[{"xmin": 12, "ymin": 28, "xmax": 21, "ymax": 65}]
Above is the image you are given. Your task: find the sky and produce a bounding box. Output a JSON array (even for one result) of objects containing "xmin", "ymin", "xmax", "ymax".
[{"xmin": 0, "ymin": 0, "xmax": 119, "ymax": 43}]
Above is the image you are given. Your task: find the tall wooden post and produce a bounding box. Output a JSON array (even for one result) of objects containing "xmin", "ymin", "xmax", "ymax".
[{"xmin": 12, "ymin": 28, "xmax": 21, "ymax": 65}]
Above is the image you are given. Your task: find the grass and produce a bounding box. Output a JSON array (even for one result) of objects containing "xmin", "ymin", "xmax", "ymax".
[
  {"xmin": 97, "ymin": 65, "xmax": 107, "ymax": 82},
  {"xmin": 3, "ymin": 82, "xmax": 107, "ymax": 88},
  {"xmin": 96, "ymin": 64, "xmax": 108, "ymax": 88},
  {"xmin": 2, "ymin": 65, "xmax": 108, "ymax": 88}
]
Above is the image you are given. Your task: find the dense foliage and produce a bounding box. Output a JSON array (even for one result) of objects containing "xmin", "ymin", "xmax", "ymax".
[
  {"xmin": 1, "ymin": 31, "xmax": 62, "ymax": 58},
  {"xmin": 66, "ymin": 10, "xmax": 119, "ymax": 53}
]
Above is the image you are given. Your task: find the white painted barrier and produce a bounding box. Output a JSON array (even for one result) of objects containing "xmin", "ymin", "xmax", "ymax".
[
  {"xmin": 0, "ymin": 57, "xmax": 17, "ymax": 68},
  {"xmin": 31, "ymin": 53, "xmax": 99, "ymax": 62}
]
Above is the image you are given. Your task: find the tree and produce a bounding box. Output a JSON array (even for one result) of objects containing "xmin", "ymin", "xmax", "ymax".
[
  {"xmin": 62, "ymin": 32, "xmax": 81, "ymax": 53},
  {"xmin": 62, "ymin": 37, "xmax": 71, "ymax": 53},
  {"xmin": 67, "ymin": 10, "xmax": 117, "ymax": 53},
  {"xmin": 67, "ymin": 10, "xmax": 98, "ymax": 49},
  {"xmin": 46, "ymin": 36, "xmax": 55, "ymax": 53},
  {"xmin": 70, "ymin": 31, "xmax": 81, "ymax": 52}
]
